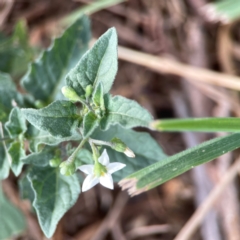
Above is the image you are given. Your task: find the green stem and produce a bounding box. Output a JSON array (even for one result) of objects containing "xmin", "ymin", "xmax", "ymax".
[
  {"xmin": 89, "ymin": 141, "xmax": 100, "ymax": 163},
  {"xmin": 84, "ymin": 101, "xmax": 95, "ymax": 113},
  {"xmin": 89, "ymin": 138, "xmax": 112, "ymax": 147},
  {"xmin": 67, "ymin": 138, "xmax": 88, "ymax": 163}
]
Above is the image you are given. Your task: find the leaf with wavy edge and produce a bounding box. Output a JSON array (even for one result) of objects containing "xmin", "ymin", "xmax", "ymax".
[
  {"xmin": 100, "ymin": 95, "xmax": 153, "ymax": 130},
  {"xmin": 66, "ymin": 28, "xmax": 117, "ymax": 96},
  {"xmin": 22, "ymin": 100, "xmax": 81, "ymax": 138},
  {"xmin": 28, "ymin": 166, "xmax": 80, "ymax": 238},
  {"xmin": 21, "ymin": 16, "xmax": 90, "ymax": 103}
]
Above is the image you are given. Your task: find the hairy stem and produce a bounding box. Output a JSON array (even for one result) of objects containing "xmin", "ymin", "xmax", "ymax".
[
  {"xmin": 67, "ymin": 138, "xmax": 88, "ymax": 163},
  {"xmin": 89, "ymin": 138, "xmax": 112, "ymax": 147}
]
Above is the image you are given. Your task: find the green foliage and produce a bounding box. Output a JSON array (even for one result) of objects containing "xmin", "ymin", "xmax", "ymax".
[
  {"xmin": 74, "ymin": 148, "xmax": 93, "ymax": 167},
  {"xmin": 0, "ymin": 20, "xmax": 34, "ymax": 78},
  {"xmin": 93, "ymin": 82, "xmax": 104, "ymax": 110},
  {"xmin": 4, "ymin": 11, "xmax": 240, "ymax": 240},
  {"xmin": 100, "ymin": 95, "xmax": 153, "ymax": 130},
  {"xmin": 0, "ymin": 73, "xmax": 23, "ymax": 122},
  {"xmin": 5, "ymin": 107, "xmax": 27, "ymax": 138},
  {"xmin": 21, "ymin": 145, "xmax": 58, "ymax": 167},
  {"xmin": 21, "ymin": 17, "xmax": 90, "ymax": 103},
  {"xmin": 8, "ymin": 141, "xmax": 25, "ymax": 176},
  {"xmin": 66, "ymin": 27, "xmax": 118, "ymax": 96},
  {"xmin": 25, "ymin": 124, "xmax": 81, "ymax": 153},
  {"xmin": 18, "ymin": 173, "xmax": 35, "ymax": 203},
  {"xmin": 22, "ymin": 101, "xmax": 81, "ymax": 138},
  {"xmin": 93, "ymin": 125, "xmax": 166, "ymax": 181},
  {"xmin": 83, "ymin": 111, "xmax": 99, "ymax": 137},
  {"xmin": 0, "ymin": 140, "xmax": 10, "ymax": 180},
  {"xmin": 59, "ymin": 161, "xmax": 76, "ymax": 176},
  {"xmin": 121, "ymin": 133, "xmax": 240, "ymax": 195},
  {"xmin": 28, "ymin": 166, "xmax": 80, "ymax": 238},
  {"xmin": 207, "ymin": 0, "xmax": 240, "ymax": 23},
  {"xmin": 0, "ymin": 187, "xmax": 26, "ymax": 240},
  {"xmin": 151, "ymin": 117, "xmax": 240, "ymax": 132}
]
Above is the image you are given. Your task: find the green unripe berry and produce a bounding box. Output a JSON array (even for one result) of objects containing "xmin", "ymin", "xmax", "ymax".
[
  {"xmin": 59, "ymin": 161, "xmax": 76, "ymax": 176},
  {"xmin": 49, "ymin": 158, "xmax": 61, "ymax": 168},
  {"xmin": 85, "ymin": 85, "xmax": 93, "ymax": 98},
  {"xmin": 35, "ymin": 100, "xmax": 45, "ymax": 109},
  {"xmin": 61, "ymin": 86, "xmax": 82, "ymax": 102},
  {"xmin": 111, "ymin": 138, "xmax": 127, "ymax": 152},
  {"xmin": 110, "ymin": 138, "xmax": 135, "ymax": 158}
]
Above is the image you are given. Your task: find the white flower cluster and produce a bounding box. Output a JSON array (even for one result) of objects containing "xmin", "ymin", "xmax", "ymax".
[{"xmin": 79, "ymin": 149, "xmax": 126, "ymax": 192}]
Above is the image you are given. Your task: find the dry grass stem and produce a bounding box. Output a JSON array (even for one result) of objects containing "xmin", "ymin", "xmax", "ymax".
[
  {"xmin": 117, "ymin": 45, "xmax": 240, "ymax": 91},
  {"xmin": 173, "ymin": 158, "xmax": 240, "ymax": 240},
  {"xmin": 126, "ymin": 224, "xmax": 171, "ymax": 239}
]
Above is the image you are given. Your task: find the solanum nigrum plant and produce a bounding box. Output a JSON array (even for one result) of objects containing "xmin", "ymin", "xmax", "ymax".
[{"xmin": 2, "ymin": 15, "xmax": 240, "ymax": 238}]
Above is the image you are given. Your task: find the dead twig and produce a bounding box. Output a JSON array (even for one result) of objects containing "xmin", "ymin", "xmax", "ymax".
[
  {"xmin": 125, "ymin": 224, "xmax": 171, "ymax": 240},
  {"xmin": 0, "ymin": 0, "xmax": 14, "ymax": 28},
  {"xmin": 117, "ymin": 44, "xmax": 240, "ymax": 91},
  {"xmin": 90, "ymin": 191, "xmax": 128, "ymax": 240},
  {"xmin": 173, "ymin": 157, "xmax": 240, "ymax": 240},
  {"xmin": 110, "ymin": 222, "xmax": 127, "ymax": 240}
]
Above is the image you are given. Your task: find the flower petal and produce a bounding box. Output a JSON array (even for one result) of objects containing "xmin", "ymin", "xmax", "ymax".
[
  {"xmin": 82, "ymin": 174, "xmax": 99, "ymax": 192},
  {"xmin": 99, "ymin": 173, "xmax": 113, "ymax": 189},
  {"xmin": 124, "ymin": 148, "xmax": 135, "ymax": 158},
  {"xmin": 107, "ymin": 162, "xmax": 126, "ymax": 174},
  {"xmin": 79, "ymin": 164, "xmax": 94, "ymax": 174},
  {"xmin": 98, "ymin": 149, "xmax": 109, "ymax": 166}
]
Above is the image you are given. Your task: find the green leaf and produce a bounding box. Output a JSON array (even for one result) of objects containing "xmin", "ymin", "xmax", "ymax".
[
  {"xmin": 22, "ymin": 100, "xmax": 81, "ymax": 138},
  {"xmin": 21, "ymin": 16, "xmax": 90, "ymax": 103},
  {"xmin": 83, "ymin": 111, "xmax": 99, "ymax": 138},
  {"xmin": 0, "ymin": 187, "xmax": 26, "ymax": 240},
  {"xmin": 151, "ymin": 117, "xmax": 240, "ymax": 132},
  {"xmin": 120, "ymin": 133, "xmax": 240, "ymax": 196},
  {"xmin": 66, "ymin": 27, "xmax": 118, "ymax": 96},
  {"xmin": 25, "ymin": 124, "xmax": 81, "ymax": 152},
  {"xmin": 8, "ymin": 141, "xmax": 25, "ymax": 176},
  {"xmin": 100, "ymin": 95, "xmax": 153, "ymax": 130},
  {"xmin": 19, "ymin": 172, "xmax": 35, "ymax": 203},
  {"xmin": 21, "ymin": 145, "xmax": 57, "ymax": 167},
  {"xmin": 28, "ymin": 166, "xmax": 80, "ymax": 238},
  {"xmin": 92, "ymin": 82, "xmax": 104, "ymax": 109},
  {"xmin": 0, "ymin": 20, "xmax": 34, "ymax": 77},
  {"xmin": 0, "ymin": 73, "xmax": 23, "ymax": 122},
  {"xmin": 92, "ymin": 125, "xmax": 166, "ymax": 181},
  {"xmin": 75, "ymin": 148, "xmax": 93, "ymax": 168},
  {"xmin": 0, "ymin": 140, "xmax": 10, "ymax": 180},
  {"xmin": 5, "ymin": 107, "xmax": 27, "ymax": 138},
  {"xmin": 205, "ymin": 0, "xmax": 240, "ymax": 23}
]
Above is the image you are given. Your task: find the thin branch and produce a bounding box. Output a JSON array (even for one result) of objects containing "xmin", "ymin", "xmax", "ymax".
[
  {"xmin": 115, "ymin": 44, "xmax": 240, "ymax": 91},
  {"xmin": 126, "ymin": 224, "xmax": 171, "ymax": 240},
  {"xmin": 173, "ymin": 157, "xmax": 240, "ymax": 240},
  {"xmin": 90, "ymin": 192, "xmax": 128, "ymax": 240}
]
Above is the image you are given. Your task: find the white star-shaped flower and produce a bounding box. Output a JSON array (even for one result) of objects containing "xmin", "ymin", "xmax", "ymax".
[{"xmin": 79, "ymin": 149, "xmax": 126, "ymax": 192}]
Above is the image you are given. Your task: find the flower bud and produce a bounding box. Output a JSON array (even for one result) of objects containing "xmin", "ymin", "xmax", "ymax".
[
  {"xmin": 85, "ymin": 85, "xmax": 93, "ymax": 98},
  {"xmin": 110, "ymin": 138, "xmax": 135, "ymax": 158},
  {"xmin": 35, "ymin": 100, "xmax": 45, "ymax": 109},
  {"xmin": 61, "ymin": 86, "xmax": 82, "ymax": 102},
  {"xmin": 59, "ymin": 161, "xmax": 76, "ymax": 176},
  {"xmin": 49, "ymin": 158, "xmax": 61, "ymax": 167}
]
